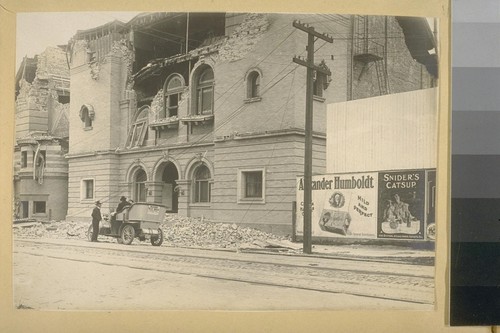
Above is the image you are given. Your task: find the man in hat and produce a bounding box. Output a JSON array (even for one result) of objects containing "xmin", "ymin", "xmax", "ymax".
[
  {"xmin": 110, "ymin": 196, "xmax": 133, "ymax": 234},
  {"xmin": 91, "ymin": 200, "xmax": 102, "ymax": 242},
  {"xmin": 116, "ymin": 196, "xmax": 132, "ymax": 214}
]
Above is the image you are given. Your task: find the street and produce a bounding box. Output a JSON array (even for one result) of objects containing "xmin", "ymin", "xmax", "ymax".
[{"xmin": 13, "ymin": 238, "xmax": 434, "ymax": 311}]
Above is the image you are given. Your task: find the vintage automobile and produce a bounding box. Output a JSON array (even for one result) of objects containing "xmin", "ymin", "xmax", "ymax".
[{"xmin": 87, "ymin": 202, "xmax": 166, "ymax": 246}]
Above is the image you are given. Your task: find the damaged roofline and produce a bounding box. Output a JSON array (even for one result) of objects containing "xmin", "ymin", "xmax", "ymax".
[{"xmin": 132, "ymin": 36, "xmax": 227, "ymax": 83}]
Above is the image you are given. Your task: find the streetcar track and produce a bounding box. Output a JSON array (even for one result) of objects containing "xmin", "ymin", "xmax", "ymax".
[
  {"xmin": 14, "ymin": 239, "xmax": 434, "ymax": 279},
  {"xmin": 15, "ymin": 250, "xmax": 433, "ymax": 305}
]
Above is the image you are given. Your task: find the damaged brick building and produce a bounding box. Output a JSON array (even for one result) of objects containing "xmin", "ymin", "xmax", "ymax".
[
  {"xmin": 64, "ymin": 13, "xmax": 437, "ymax": 234},
  {"xmin": 13, "ymin": 46, "xmax": 70, "ymax": 221}
]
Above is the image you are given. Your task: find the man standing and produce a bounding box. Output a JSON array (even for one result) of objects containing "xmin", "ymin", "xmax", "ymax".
[{"xmin": 91, "ymin": 200, "xmax": 102, "ymax": 242}]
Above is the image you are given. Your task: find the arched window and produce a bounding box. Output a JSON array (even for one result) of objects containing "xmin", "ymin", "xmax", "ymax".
[
  {"xmin": 133, "ymin": 169, "xmax": 147, "ymax": 202},
  {"xmin": 193, "ymin": 164, "xmax": 211, "ymax": 203},
  {"xmin": 82, "ymin": 108, "xmax": 92, "ymax": 127},
  {"xmin": 79, "ymin": 104, "xmax": 95, "ymax": 129},
  {"xmin": 126, "ymin": 107, "xmax": 149, "ymax": 147},
  {"xmin": 247, "ymin": 71, "xmax": 260, "ymax": 98},
  {"xmin": 196, "ymin": 67, "xmax": 214, "ymax": 115},
  {"xmin": 163, "ymin": 75, "xmax": 184, "ymax": 118}
]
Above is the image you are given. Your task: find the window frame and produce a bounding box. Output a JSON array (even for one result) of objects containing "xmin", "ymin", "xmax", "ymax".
[
  {"xmin": 192, "ymin": 164, "xmax": 212, "ymax": 204},
  {"xmin": 33, "ymin": 201, "xmax": 46, "ymax": 214},
  {"xmin": 34, "ymin": 150, "xmax": 46, "ymax": 167},
  {"xmin": 133, "ymin": 169, "xmax": 148, "ymax": 202},
  {"xmin": 195, "ymin": 67, "xmax": 214, "ymax": 116},
  {"xmin": 21, "ymin": 151, "xmax": 28, "ymax": 168},
  {"xmin": 244, "ymin": 69, "xmax": 263, "ymax": 103},
  {"xmin": 163, "ymin": 75, "xmax": 184, "ymax": 119},
  {"xmin": 126, "ymin": 107, "xmax": 149, "ymax": 148},
  {"xmin": 81, "ymin": 178, "xmax": 95, "ymax": 202},
  {"xmin": 20, "ymin": 201, "xmax": 29, "ymax": 218},
  {"xmin": 79, "ymin": 104, "xmax": 95, "ymax": 130},
  {"xmin": 247, "ymin": 71, "xmax": 261, "ymax": 99},
  {"xmin": 237, "ymin": 168, "xmax": 266, "ymax": 204}
]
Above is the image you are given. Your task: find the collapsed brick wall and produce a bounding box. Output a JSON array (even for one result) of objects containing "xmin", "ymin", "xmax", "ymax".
[
  {"xmin": 217, "ymin": 13, "xmax": 270, "ymax": 62},
  {"xmin": 15, "ymin": 47, "xmax": 70, "ymax": 136},
  {"xmin": 150, "ymin": 89, "xmax": 164, "ymax": 119},
  {"xmin": 36, "ymin": 46, "xmax": 69, "ymax": 79},
  {"xmin": 110, "ymin": 40, "xmax": 135, "ymax": 90}
]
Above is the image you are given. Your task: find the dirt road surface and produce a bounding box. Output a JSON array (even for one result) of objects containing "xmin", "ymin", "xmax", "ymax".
[{"xmin": 13, "ymin": 238, "xmax": 434, "ymax": 311}]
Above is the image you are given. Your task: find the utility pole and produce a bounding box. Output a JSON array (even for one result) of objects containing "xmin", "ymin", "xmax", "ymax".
[{"xmin": 293, "ymin": 21, "xmax": 333, "ymax": 254}]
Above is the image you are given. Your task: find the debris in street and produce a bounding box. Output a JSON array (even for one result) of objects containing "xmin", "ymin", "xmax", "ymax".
[
  {"xmin": 161, "ymin": 214, "xmax": 291, "ymax": 250},
  {"xmin": 12, "ymin": 214, "xmax": 294, "ymax": 251}
]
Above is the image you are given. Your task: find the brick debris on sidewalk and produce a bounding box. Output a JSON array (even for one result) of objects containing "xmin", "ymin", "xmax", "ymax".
[{"xmin": 12, "ymin": 214, "xmax": 434, "ymax": 264}]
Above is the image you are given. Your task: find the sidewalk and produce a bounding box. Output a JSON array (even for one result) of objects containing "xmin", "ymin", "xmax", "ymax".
[{"xmin": 238, "ymin": 239, "xmax": 435, "ymax": 265}]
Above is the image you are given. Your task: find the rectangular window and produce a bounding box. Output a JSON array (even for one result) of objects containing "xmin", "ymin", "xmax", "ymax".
[
  {"xmin": 244, "ymin": 171, "xmax": 263, "ymax": 198},
  {"xmin": 134, "ymin": 183, "xmax": 147, "ymax": 202},
  {"xmin": 21, "ymin": 151, "xmax": 27, "ymax": 168},
  {"xmin": 83, "ymin": 179, "xmax": 94, "ymax": 200},
  {"xmin": 168, "ymin": 94, "xmax": 179, "ymax": 117},
  {"xmin": 33, "ymin": 201, "xmax": 46, "ymax": 214},
  {"xmin": 238, "ymin": 168, "xmax": 265, "ymax": 203},
  {"xmin": 198, "ymin": 87, "xmax": 213, "ymax": 115},
  {"xmin": 195, "ymin": 181, "xmax": 211, "ymax": 203},
  {"xmin": 21, "ymin": 201, "xmax": 29, "ymax": 218}
]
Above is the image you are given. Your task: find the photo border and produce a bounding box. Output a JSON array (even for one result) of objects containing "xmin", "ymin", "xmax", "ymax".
[{"xmin": 0, "ymin": 0, "xmax": 455, "ymax": 332}]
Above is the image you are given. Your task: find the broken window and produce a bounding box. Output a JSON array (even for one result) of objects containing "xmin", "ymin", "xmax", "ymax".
[
  {"xmin": 196, "ymin": 67, "xmax": 214, "ymax": 115},
  {"xmin": 163, "ymin": 75, "xmax": 184, "ymax": 118},
  {"xmin": 193, "ymin": 164, "xmax": 211, "ymax": 203},
  {"xmin": 126, "ymin": 107, "xmax": 149, "ymax": 148}
]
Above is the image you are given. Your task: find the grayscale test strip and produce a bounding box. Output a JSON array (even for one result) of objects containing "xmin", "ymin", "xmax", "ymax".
[{"xmin": 450, "ymin": 0, "xmax": 500, "ymax": 326}]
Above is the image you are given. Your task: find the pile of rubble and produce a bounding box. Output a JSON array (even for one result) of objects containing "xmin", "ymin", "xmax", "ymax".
[
  {"xmin": 13, "ymin": 215, "xmax": 298, "ymax": 252},
  {"xmin": 161, "ymin": 214, "xmax": 292, "ymax": 250},
  {"xmin": 13, "ymin": 221, "xmax": 88, "ymax": 240}
]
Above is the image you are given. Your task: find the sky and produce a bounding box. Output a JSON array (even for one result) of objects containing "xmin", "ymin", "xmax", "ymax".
[
  {"xmin": 16, "ymin": 12, "xmax": 438, "ymax": 70},
  {"xmin": 16, "ymin": 12, "xmax": 141, "ymax": 70}
]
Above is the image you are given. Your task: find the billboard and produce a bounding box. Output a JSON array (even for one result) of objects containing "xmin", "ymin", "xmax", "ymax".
[
  {"xmin": 377, "ymin": 170, "xmax": 426, "ymax": 239},
  {"xmin": 296, "ymin": 169, "xmax": 435, "ymax": 240}
]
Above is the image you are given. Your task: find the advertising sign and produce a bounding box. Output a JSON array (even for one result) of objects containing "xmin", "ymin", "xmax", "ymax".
[
  {"xmin": 296, "ymin": 173, "xmax": 379, "ymax": 239},
  {"xmin": 296, "ymin": 169, "xmax": 434, "ymax": 240},
  {"xmin": 377, "ymin": 170, "xmax": 426, "ymax": 239}
]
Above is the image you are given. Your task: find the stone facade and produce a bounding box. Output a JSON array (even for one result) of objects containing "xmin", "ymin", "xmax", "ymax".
[
  {"xmin": 13, "ymin": 47, "xmax": 70, "ymax": 221},
  {"xmin": 64, "ymin": 13, "xmax": 436, "ymax": 234}
]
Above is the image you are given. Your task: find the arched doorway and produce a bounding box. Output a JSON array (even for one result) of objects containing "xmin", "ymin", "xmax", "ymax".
[{"xmin": 161, "ymin": 162, "xmax": 179, "ymax": 212}]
